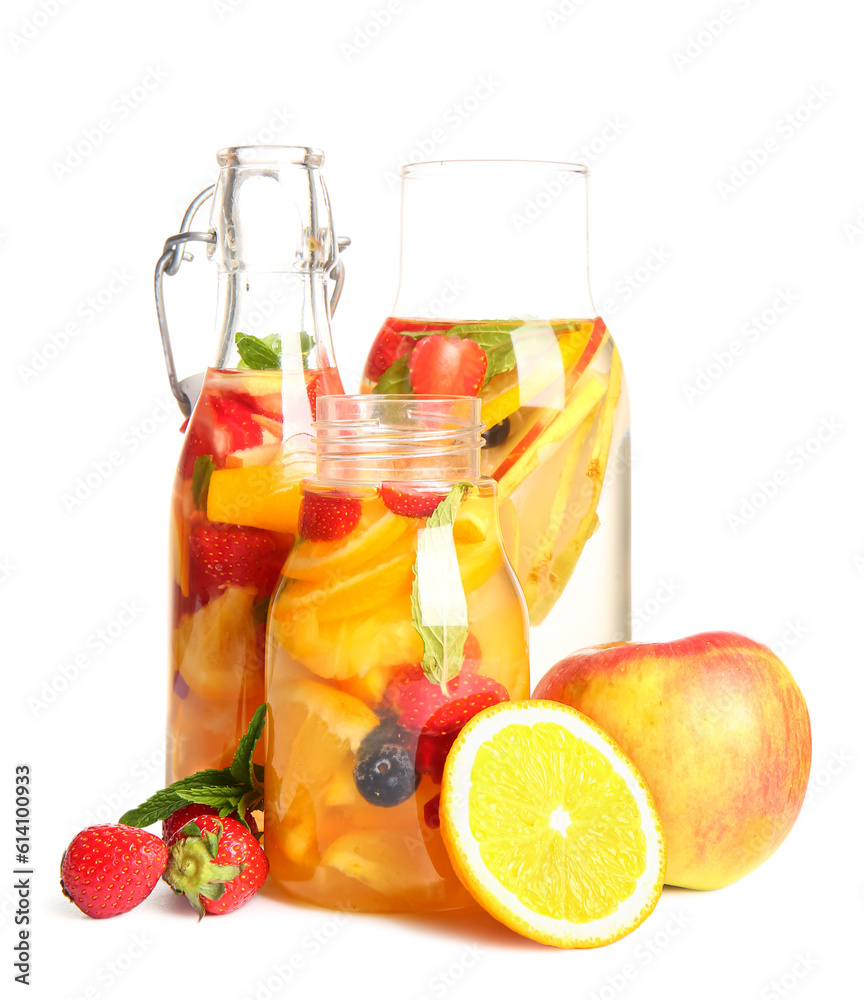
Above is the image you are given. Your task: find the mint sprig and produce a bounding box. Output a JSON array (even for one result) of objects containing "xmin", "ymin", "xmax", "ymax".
[
  {"xmin": 372, "ymin": 352, "xmax": 412, "ymax": 394},
  {"xmin": 235, "ymin": 332, "xmax": 281, "ymax": 370},
  {"xmin": 410, "ymin": 484, "xmax": 471, "ymax": 686},
  {"xmin": 119, "ymin": 704, "xmax": 267, "ymax": 830},
  {"xmin": 372, "ymin": 319, "xmax": 577, "ymax": 391},
  {"xmin": 191, "ymin": 455, "xmax": 215, "ymax": 509}
]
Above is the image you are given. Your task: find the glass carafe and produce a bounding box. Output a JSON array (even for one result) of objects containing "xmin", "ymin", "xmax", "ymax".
[
  {"xmin": 155, "ymin": 146, "xmax": 347, "ymax": 781},
  {"xmin": 360, "ymin": 160, "xmax": 630, "ymax": 677},
  {"xmin": 265, "ymin": 394, "xmax": 530, "ymax": 912}
]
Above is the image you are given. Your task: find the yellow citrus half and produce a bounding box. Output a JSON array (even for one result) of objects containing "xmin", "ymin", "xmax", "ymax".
[{"xmin": 440, "ymin": 699, "xmax": 666, "ymax": 948}]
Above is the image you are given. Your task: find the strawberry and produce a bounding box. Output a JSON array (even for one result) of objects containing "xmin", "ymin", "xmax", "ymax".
[
  {"xmin": 387, "ymin": 665, "xmax": 509, "ymax": 735},
  {"xmin": 463, "ymin": 632, "xmax": 482, "ymax": 670},
  {"xmin": 364, "ymin": 322, "xmax": 418, "ymax": 382},
  {"xmin": 162, "ymin": 804, "xmax": 260, "ymax": 845},
  {"xmin": 380, "ymin": 483, "xmax": 448, "ymax": 518},
  {"xmin": 424, "ymin": 793, "xmax": 441, "ymax": 829},
  {"xmin": 415, "ymin": 729, "xmax": 458, "ymax": 783},
  {"xmin": 299, "ymin": 492, "xmax": 362, "ymax": 541},
  {"xmin": 208, "ymin": 395, "xmax": 265, "ymax": 455},
  {"xmin": 60, "ymin": 825, "xmax": 168, "ymax": 919},
  {"xmin": 407, "ymin": 335, "xmax": 488, "ymax": 396},
  {"xmin": 163, "ymin": 815, "xmax": 269, "ymax": 918},
  {"xmin": 190, "ymin": 523, "xmax": 283, "ymax": 595},
  {"xmin": 305, "ymin": 373, "xmax": 323, "ymax": 416},
  {"xmin": 180, "ymin": 421, "xmax": 213, "ymax": 478}
]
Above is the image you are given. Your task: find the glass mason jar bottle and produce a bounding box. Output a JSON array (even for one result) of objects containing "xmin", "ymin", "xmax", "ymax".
[
  {"xmin": 161, "ymin": 147, "xmax": 346, "ymax": 782},
  {"xmin": 360, "ymin": 160, "xmax": 630, "ymax": 676},
  {"xmin": 265, "ymin": 394, "xmax": 530, "ymax": 912}
]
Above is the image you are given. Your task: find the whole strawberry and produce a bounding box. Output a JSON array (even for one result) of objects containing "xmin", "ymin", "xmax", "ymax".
[
  {"xmin": 161, "ymin": 804, "xmax": 260, "ymax": 845},
  {"xmin": 299, "ymin": 492, "xmax": 362, "ymax": 541},
  {"xmin": 163, "ymin": 815, "xmax": 268, "ymax": 918},
  {"xmin": 60, "ymin": 824, "xmax": 168, "ymax": 919},
  {"xmin": 380, "ymin": 484, "xmax": 448, "ymax": 518},
  {"xmin": 387, "ymin": 664, "xmax": 509, "ymax": 735}
]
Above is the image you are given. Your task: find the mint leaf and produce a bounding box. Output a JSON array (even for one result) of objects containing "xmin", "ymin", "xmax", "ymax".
[
  {"xmin": 235, "ymin": 332, "xmax": 281, "ymax": 369},
  {"xmin": 191, "ymin": 455, "xmax": 215, "ymax": 509},
  {"xmin": 410, "ymin": 484, "xmax": 471, "ymax": 685},
  {"xmin": 483, "ymin": 341, "xmax": 516, "ymax": 384},
  {"xmin": 119, "ymin": 706, "xmax": 268, "ymax": 829},
  {"xmin": 119, "ymin": 790, "xmax": 189, "ymax": 828},
  {"xmin": 373, "ymin": 353, "xmax": 412, "ymax": 394},
  {"xmin": 229, "ymin": 703, "xmax": 267, "ymax": 788},
  {"xmin": 299, "ymin": 331, "xmax": 316, "ymax": 360}
]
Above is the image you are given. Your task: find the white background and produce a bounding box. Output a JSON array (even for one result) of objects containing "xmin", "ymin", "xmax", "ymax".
[{"xmin": 3, "ymin": 0, "xmax": 862, "ymax": 998}]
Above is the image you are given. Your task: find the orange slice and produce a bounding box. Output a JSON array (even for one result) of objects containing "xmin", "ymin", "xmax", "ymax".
[
  {"xmin": 440, "ymin": 700, "xmax": 665, "ymax": 948},
  {"xmin": 284, "ymin": 498, "xmax": 414, "ymax": 581},
  {"xmin": 207, "ymin": 464, "xmax": 302, "ymax": 534}
]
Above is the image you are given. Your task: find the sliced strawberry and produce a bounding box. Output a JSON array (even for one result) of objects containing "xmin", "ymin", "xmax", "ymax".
[
  {"xmin": 415, "ymin": 730, "xmax": 458, "ymax": 783},
  {"xmin": 364, "ymin": 322, "xmax": 416, "ymax": 382},
  {"xmin": 463, "ymin": 632, "xmax": 482, "ymax": 666},
  {"xmin": 190, "ymin": 523, "xmax": 283, "ymax": 595},
  {"xmin": 423, "ymin": 793, "xmax": 441, "ymax": 829},
  {"xmin": 407, "ymin": 335, "xmax": 488, "ymax": 396},
  {"xmin": 426, "ymin": 677, "xmax": 507, "ymax": 733},
  {"xmin": 387, "ymin": 665, "xmax": 508, "ymax": 735},
  {"xmin": 305, "ymin": 373, "xmax": 323, "ymax": 416},
  {"xmin": 180, "ymin": 422, "xmax": 213, "ymax": 478},
  {"xmin": 299, "ymin": 492, "xmax": 362, "ymax": 541},
  {"xmin": 380, "ymin": 483, "xmax": 448, "ymax": 518},
  {"xmin": 208, "ymin": 395, "xmax": 264, "ymax": 455}
]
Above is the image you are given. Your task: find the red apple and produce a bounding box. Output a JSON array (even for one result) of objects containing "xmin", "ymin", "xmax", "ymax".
[{"xmin": 533, "ymin": 631, "xmax": 811, "ymax": 890}]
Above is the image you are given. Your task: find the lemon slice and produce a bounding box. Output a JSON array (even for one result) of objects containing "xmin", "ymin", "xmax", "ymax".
[{"xmin": 440, "ymin": 700, "xmax": 665, "ymax": 948}]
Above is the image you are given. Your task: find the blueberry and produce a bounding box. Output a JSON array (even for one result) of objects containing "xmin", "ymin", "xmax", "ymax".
[
  {"xmin": 482, "ymin": 416, "xmax": 510, "ymax": 449},
  {"xmin": 354, "ymin": 727, "xmax": 419, "ymax": 807}
]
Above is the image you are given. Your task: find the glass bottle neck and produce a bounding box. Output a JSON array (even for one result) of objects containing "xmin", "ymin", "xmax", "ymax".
[
  {"xmin": 212, "ymin": 271, "xmax": 337, "ymax": 372},
  {"xmin": 392, "ymin": 160, "xmax": 595, "ymax": 322},
  {"xmin": 313, "ymin": 395, "xmax": 483, "ymax": 483}
]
